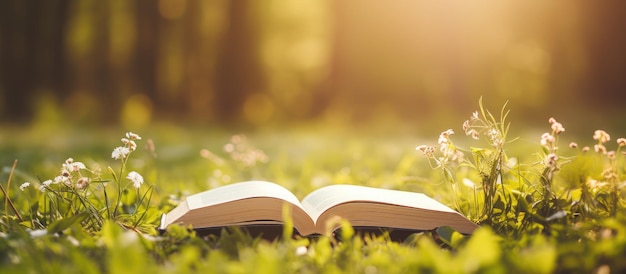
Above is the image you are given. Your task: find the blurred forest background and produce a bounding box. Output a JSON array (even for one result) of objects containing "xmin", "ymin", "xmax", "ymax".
[{"xmin": 1, "ymin": 1, "xmax": 625, "ymax": 135}]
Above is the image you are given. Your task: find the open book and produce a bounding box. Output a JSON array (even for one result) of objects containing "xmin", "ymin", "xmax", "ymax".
[{"xmin": 160, "ymin": 181, "xmax": 478, "ymax": 237}]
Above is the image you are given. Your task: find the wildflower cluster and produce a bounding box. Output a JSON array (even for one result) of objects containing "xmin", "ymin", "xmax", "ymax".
[
  {"xmin": 36, "ymin": 158, "xmax": 94, "ymax": 192},
  {"xmin": 462, "ymin": 110, "xmax": 505, "ymax": 149},
  {"xmin": 417, "ymin": 99, "xmax": 511, "ymax": 222},
  {"xmin": 112, "ymin": 132, "xmax": 142, "ymax": 160},
  {"xmin": 416, "ymin": 129, "xmax": 464, "ymax": 171},
  {"xmin": 540, "ymin": 117, "xmax": 565, "ymax": 172},
  {"xmin": 111, "ymin": 132, "xmax": 144, "ymax": 189},
  {"xmin": 569, "ymin": 129, "xmax": 626, "ymax": 217},
  {"xmin": 16, "ymin": 132, "xmax": 153, "ymax": 234}
]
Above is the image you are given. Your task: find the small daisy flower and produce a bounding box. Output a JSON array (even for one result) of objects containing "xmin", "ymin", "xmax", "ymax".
[
  {"xmin": 76, "ymin": 177, "xmax": 90, "ymax": 190},
  {"xmin": 617, "ymin": 138, "xmax": 626, "ymax": 147},
  {"xmin": 540, "ymin": 132, "xmax": 555, "ymax": 148},
  {"xmin": 128, "ymin": 140, "xmax": 137, "ymax": 151},
  {"xmin": 19, "ymin": 182, "xmax": 31, "ymax": 191},
  {"xmin": 127, "ymin": 171, "xmax": 144, "ymax": 189},
  {"xmin": 39, "ymin": 179, "xmax": 53, "ymax": 191},
  {"xmin": 607, "ymin": 151, "xmax": 616, "ymax": 159},
  {"xmin": 548, "ymin": 118, "xmax": 565, "ymax": 134},
  {"xmin": 416, "ymin": 145, "xmax": 436, "ymax": 157},
  {"xmin": 112, "ymin": 146, "xmax": 131, "ymax": 160},
  {"xmin": 63, "ymin": 159, "xmax": 86, "ymax": 172},
  {"xmin": 126, "ymin": 132, "xmax": 142, "ymax": 140},
  {"xmin": 545, "ymin": 153, "xmax": 559, "ymax": 170},
  {"xmin": 593, "ymin": 130, "xmax": 610, "ymax": 144},
  {"xmin": 470, "ymin": 111, "xmax": 479, "ymax": 121},
  {"xmin": 54, "ymin": 175, "xmax": 70, "ymax": 185}
]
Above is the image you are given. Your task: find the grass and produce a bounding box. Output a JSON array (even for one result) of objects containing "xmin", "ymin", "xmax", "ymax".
[{"xmin": 1, "ymin": 105, "xmax": 626, "ymax": 273}]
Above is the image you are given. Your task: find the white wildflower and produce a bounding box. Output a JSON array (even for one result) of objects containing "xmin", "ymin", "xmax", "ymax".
[
  {"xmin": 63, "ymin": 160, "xmax": 86, "ymax": 172},
  {"xmin": 128, "ymin": 140, "xmax": 137, "ymax": 151},
  {"xmin": 72, "ymin": 162, "xmax": 86, "ymax": 171},
  {"xmin": 39, "ymin": 180, "xmax": 53, "ymax": 191},
  {"xmin": 551, "ymin": 122, "xmax": 565, "ymax": 134},
  {"xmin": 587, "ymin": 178, "xmax": 606, "ymax": 190},
  {"xmin": 19, "ymin": 182, "xmax": 30, "ymax": 191},
  {"xmin": 548, "ymin": 117, "xmax": 565, "ymax": 135},
  {"xmin": 127, "ymin": 171, "xmax": 144, "ymax": 189},
  {"xmin": 76, "ymin": 177, "xmax": 90, "ymax": 190},
  {"xmin": 462, "ymin": 120, "xmax": 470, "ymax": 132},
  {"xmin": 617, "ymin": 138, "xmax": 626, "ymax": 147},
  {"xmin": 416, "ymin": 145, "xmax": 436, "ymax": 157},
  {"xmin": 471, "ymin": 111, "xmax": 479, "ymax": 121},
  {"xmin": 593, "ymin": 130, "xmax": 610, "ymax": 144},
  {"xmin": 438, "ymin": 129, "xmax": 453, "ymax": 145},
  {"xmin": 126, "ymin": 132, "xmax": 142, "ymax": 140},
  {"xmin": 112, "ymin": 146, "xmax": 130, "ymax": 160},
  {"xmin": 54, "ymin": 175, "xmax": 70, "ymax": 185},
  {"xmin": 545, "ymin": 153, "xmax": 559, "ymax": 170},
  {"xmin": 540, "ymin": 133, "xmax": 555, "ymax": 148},
  {"xmin": 483, "ymin": 128, "xmax": 503, "ymax": 148}
]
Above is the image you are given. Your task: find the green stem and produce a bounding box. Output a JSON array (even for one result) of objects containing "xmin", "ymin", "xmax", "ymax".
[
  {"xmin": 112, "ymin": 155, "xmax": 129, "ymax": 218},
  {"xmin": 1, "ymin": 160, "xmax": 24, "ymax": 223},
  {"xmin": 72, "ymin": 190, "xmax": 104, "ymax": 230},
  {"xmin": 133, "ymin": 185, "xmax": 154, "ymax": 228},
  {"xmin": 103, "ymin": 186, "xmax": 111, "ymax": 219}
]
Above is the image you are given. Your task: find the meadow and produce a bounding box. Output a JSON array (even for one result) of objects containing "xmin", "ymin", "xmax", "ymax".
[{"xmin": 1, "ymin": 102, "xmax": 625, "ymax": 273}]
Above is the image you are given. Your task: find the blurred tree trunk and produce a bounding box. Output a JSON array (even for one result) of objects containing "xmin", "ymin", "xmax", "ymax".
[
  {"xmin": 214, "ymin": 0, "xmax": 264, "ymax": 123},
  {"xmin": 582, "ymin": 3, "xmax": 626, "ymax": 107},
  {"xmin": 93, "ymin": 0, "xmax": 114, "ymax": 122},
  {"xmin": 0, "ymin": 1, "xmax": 34, "ymax": 121},
  {"xmin": 0, "ymin": 0, "xmax": 68, "ymax": 122},
  {"xmin": 309, "ymin": 1, "xmax": 343, "ymax": 118},
  {"xmin": 133, "ymin": 1, "xmax": 160, "ymax": 107}
]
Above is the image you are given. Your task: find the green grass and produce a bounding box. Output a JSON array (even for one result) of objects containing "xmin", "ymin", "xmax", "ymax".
[{"xmin": 1, "ymin": 114, "xmax": 626, "ymax": 273}]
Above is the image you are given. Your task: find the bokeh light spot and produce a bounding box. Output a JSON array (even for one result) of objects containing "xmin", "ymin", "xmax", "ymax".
[
  {"xmin": 243, "ymin": 93, "xmax": 275, "ymax": 124},
  {"xmin": 121, "ymin": 94, "xmax": 153, "ymax": 130}
]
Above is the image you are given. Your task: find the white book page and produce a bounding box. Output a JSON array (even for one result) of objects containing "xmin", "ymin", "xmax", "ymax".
[
  {"xmin": 185, "ymin": 181, "xmax": 305, "ymax": 211},
  {"xmin": 301, "ymin": 184, "xmax": 456, "ymax": 222}
]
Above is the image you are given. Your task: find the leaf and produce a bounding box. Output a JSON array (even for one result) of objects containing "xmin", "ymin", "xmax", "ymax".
[
  {"xmin": 516, "ymin": 193, "xmax": 530, "ymax": 213},
  {"xmin": 435, "ymin": 226, "xmax": 466, "ymax": 248},
  {"xmin": 458, "ymin": 228, "xmax": 501, "ymax": 271},
  {"xmin": 47, "ymin": 211, "xmax": 90, "ymax": 234},
  {"xmin": 570, "ymin": 188, "xmax": 582, "ymax": 202}
]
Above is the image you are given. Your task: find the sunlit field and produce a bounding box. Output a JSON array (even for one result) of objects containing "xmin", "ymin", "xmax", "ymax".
[
  {"xmin": 2, "ymin": 102, "xmax": 626, "ymax": 273},
  {"xmin": 3, "ymin": 1, "xmax": 626, "ymax": 273}
]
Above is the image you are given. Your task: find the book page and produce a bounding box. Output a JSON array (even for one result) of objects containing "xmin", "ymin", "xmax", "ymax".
[
  {"xmin": 301, "ymin": 184, "xmax": 457, "ymax": 222},
  {"xmin": 185, "ymin": 181, "xmax": 305, "ymax": 211}
]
